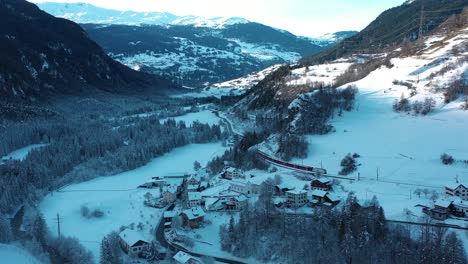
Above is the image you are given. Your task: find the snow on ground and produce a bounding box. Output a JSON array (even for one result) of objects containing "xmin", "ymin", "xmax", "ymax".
[
  {"xmin": 281, "ymin": 28, "xmax": 468, "ymax": 247},
  {"xmin": 160, "ymin": 110, "xmax": 220, "ymax": 126},
  {"xmin": 0, "ymin": 243, "xmax": 42, "ymax": 264},
  {"xmin": 229, "ymin": 39, "xmax": 301, "ymax": 62},
  {"xmin": 175, "ymin": 64, "xmax": 282, "ymax": 99},
  {"xmin": 173, "ymin": 212, "xmax": 257, "ymax": 263},
  {"xmin": 287, "ymin": 61, "xmax": 353, "ymax": 87},
  {"xmin": 39, "ymin": 142, "xmax": 227, "ymax": 260},
  {"xmin": 0, "ymin": 144, "xmax": 48, "ymax": 163}
]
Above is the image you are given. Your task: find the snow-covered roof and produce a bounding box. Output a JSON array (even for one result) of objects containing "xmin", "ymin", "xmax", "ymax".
[
  {"xmin": 450, "ymin": 198, "xmax": 468, "ymax": 209},
  {"xmin": 173, "ymin": 251, "xmax": 196, "ymax": 264},
  {"xmin": 225, "ymin": 167, "xmax": 237, "ymax": 173},
  {"xmin": 311, "ymin": 190, "xmax": 328, "ymax": 197},
  {"xmin": 188, "ymin": 192, "xmax": 202, "ymax": 201},
  {"xmin": 314, "ymin": 178, "xmax": 331, "ymax": 184},
  {"xmin": 164, "ymin": 211, "xmax": 177, "ymax": 218},
  {"xmin": 119, "ymin": 229, "xmax": 149, "ymax": 247},
  {"xmin": 326, "ymin": 193, "xmax": 340, "ymax": 202},
  {"xmin": 199, "ymin": 181, "xmax": 208, "ymax": 188},
  {"xmin": 445, "ymin": 183, "xmax": 466, "ymax": 190},
  {"xmin": 286, "ymin": 189, "xmax": 307, "ymax": 195},
  {"xmin": 276, "ymin": 183, "xmax": 294, "ymax": 190},
  {"xmin": 434, "ymin": 200, "xmax": 452, "ymax": 208},
  {"xmin": 236, "ymin": 195, "xmax": 248, "ymax": 202},
  {"xmin": 187, "ymin": 185, "xmax": 199, "ymax": 191},
  {"xmin": 231, "ymin": 179, "xmax": 250, "ymax": 186},
  {"xmin": 181, "ymin": 207, "xmax": 206, "ymax": 220}
]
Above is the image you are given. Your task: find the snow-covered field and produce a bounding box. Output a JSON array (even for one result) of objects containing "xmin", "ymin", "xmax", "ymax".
[
  {"xmin": 39, "ymin": 142, "xmax": 226, "ymax": 260},
  {"xmin": 0, "ymin": 244, "xmax": 42, "ymax": 264},
  {"xmin": 0, "ymin": 144, "xmax": 47, "ymax": 164},
  {"xmin": 175, "ymin": 64, "xmax": 282, "ymax": 99},
  {"xmin": 40, "ymin": 110, "xmax": 226, "ymax": 260},
  {"xmin": 160, "ymin": 110, "xmax": 220, "ymax": 126},
  {"xmin": 277, "ymin": 28, "xmax": 468, "ymax": 248}
]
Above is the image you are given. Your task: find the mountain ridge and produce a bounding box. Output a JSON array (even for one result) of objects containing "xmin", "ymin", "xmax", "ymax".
[{"xmin": 0, "ymin": 0, "xmax": 177, "ymax": 101}]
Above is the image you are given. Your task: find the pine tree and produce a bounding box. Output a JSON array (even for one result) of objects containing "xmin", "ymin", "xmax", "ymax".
[
  {"xmin": 0, "ymin": 215, "xmax": 13, "ymax": 243},
  {"xmin": 100, "ymin": 236, "xmax": 113, "ymax": 264}
]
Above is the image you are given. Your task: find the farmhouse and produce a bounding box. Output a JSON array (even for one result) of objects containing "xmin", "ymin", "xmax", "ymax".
[
  {"xmin": 119, "ymin": 229, "xmax": 150, "ymax": 257},
  {"xmin": 450, "ymin": 198, "xmax": 468, "ymax": 217},
  {"xmin": 187, "ymin": 176, "xmax": 199, "ymax": 186},
  {"xmin": 180, "ymin": 207, "xmax": 206, "ymax": 228},
  {"xmin": 445, "ymin": 183, "xmax": 467, "ymax": 201},
  {"xmin": 311, "ymin": 190, "xmax": 328, "ymax": 204},
  {"xmin": 230, "ymin": 179, "xmax": 254, "ymax": 195},
  {"xmin": 225, "ymin": 195, "xmax": 248, "ymax": 210},
  {"xmin": 187, "ymin": 192, "xmax": 202, "ymax": 208},
  {"xmin": 286, "ymin": 190, "xmax": 308, "ymax": 207},
  {"xmin": 222, "ymin": 167, "xmax": 243, "ymax": 180},
  {"xmin": 311, "ymin": 178, "xmax": 332, "ymax": 191},
  {"xmin": 429, "ymin": 200, "xmax": 452, "ymax": 220}
]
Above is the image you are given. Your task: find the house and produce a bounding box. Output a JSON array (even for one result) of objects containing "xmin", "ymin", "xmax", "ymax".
[
  {"xmin": 286, "ymin": 190, "xmax": 308, "ymax": 208},
  {"xmin": 173, "ymin": 251, "xmax": 200, "ymax": 264},
  {"xmin": 230, "ymin": 179, "xmax": 253, "ymax": 195},
  {"xmin": 119, "ymin": 229, "xmax": 150, "ymax": 257},
  {"xmin": 161, "ymin": 186, "xmax": 178, "ymax": 204},
  {"xmin": 222, "ymin": 167, "xmax": 242, "ymax": 180},
  {"xmin": 323, "ymin": 193, "xmax": 340, "ymax": 207},
  {"xmin": 187, "ymin": 192, "xmax": 202, "ymax": 208},
  {"xmin": 450, "ymin": 198, "xmax": 468, "ymax": 217},
  {"xmin": 445, "ymin": 183, "xmax": 468, "ymax": 201},
  {"xmin": 275, "ymin": 183, "xmax": 295, "ymax": 196},
  {"xmin": 311, "ymin": 178, "xmax": 332, "ymax": 191},
  {"xmin": 180, "ymin": 207, "xmax": 206, "ymax": 228},
  {"xmin": 427, "ymin": 200, "xmax": 452, "ymax": 220},
  {"xmin": 224, "ymin": 195, "xmax": 248, "ymax": 210},
  {"xmin": 311, "ymin": 190, "xmax": 328, "ymax": 204},
  {"xmin": 187, "ymin": 176, "xmax": 199, "ymax": 186},
  {"xmin": 205, "ymin": 197, "xmax": 226, "ymax": 211}
]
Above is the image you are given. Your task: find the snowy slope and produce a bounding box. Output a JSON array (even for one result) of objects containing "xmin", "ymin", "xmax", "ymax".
[
  {"xmin": 37, "ymin": 2, "xmax": 248, "ymax": 28},
  {"xmin": 285, "ymin": 28, "xmax": 468, "ymax": 223},
  {"xmin": 0, "ymin": 144, "xmax": 47, "ymax": 163},
  {"xmin": 0, "ymin": 244, "xmax": 42, "ymax": 264},
  {"xmin": 176, "ymin": 64, "xmax": 283, "ymax": 98}
]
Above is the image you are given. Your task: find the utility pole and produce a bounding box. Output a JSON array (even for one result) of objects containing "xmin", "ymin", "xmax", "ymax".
[
  {"xmin": 376, "ymin": 167, "xmax": 379, "ymax": 181},
  {"xmin": 54, "ymin": 213, "xmax": 62, "ymax": 238},
  {"xmin": 418, "ymin": 1, "xmax": 425, "ymax": 39}
]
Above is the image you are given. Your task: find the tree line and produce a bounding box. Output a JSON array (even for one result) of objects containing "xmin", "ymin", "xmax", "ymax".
[
  {"xmin": 0, "ymin": 116, "xmax": 224, "ymax": 214},
  {"xmin": 220, "ymin": 184, "xmax": 467, "ymax": 264}
]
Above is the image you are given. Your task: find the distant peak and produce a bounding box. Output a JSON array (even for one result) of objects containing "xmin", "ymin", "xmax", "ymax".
[{"xmin": 36, "ymin": 2, "xmax": 249, "ymax": 28}]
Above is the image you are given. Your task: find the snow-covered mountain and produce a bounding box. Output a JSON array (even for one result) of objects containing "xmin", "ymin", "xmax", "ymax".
[
  {"xmin": 35, "ymin": 2, "xmax": 351, "ymax": 87},
  {"xmin": 37, "ymin": 2, "xmax": 249, "ymax": 28},
  {"xmin": 0, "ymin": 0, "xmax": 176, "ymax": 102}
]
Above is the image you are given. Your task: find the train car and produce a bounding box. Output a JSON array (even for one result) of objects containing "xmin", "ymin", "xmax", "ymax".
[{"xmin": 256, "ymin": 150, "xmax": 327, "ymax": 175}]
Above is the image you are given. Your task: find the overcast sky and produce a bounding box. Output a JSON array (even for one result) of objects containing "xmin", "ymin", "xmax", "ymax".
[{"xmin": 29, "ymin": 0, "xmax": 407, "ymax": 37}]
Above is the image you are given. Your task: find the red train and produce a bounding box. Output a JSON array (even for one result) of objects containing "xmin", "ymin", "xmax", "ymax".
[{"xmin": 256, "ymin": 150, "xmax": 327, "ymax": 175}]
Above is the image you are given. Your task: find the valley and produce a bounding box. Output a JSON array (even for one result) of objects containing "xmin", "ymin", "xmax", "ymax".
[{"xmin": 1, "ymin": 0, "xmax": 468, "ymax": 264}]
